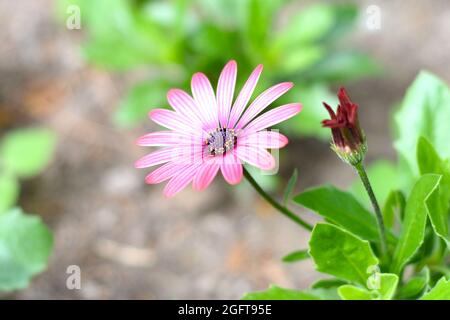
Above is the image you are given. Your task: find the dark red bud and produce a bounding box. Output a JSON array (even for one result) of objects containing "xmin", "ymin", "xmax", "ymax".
[{"xmin": 322, "ymin": 87, "xmax": 367, "ymax": 165}]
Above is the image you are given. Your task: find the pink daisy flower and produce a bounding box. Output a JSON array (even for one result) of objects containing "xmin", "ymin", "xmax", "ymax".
[{"xmin": 135, "ymin": 60, "xmax": 302, "ymax": 197}]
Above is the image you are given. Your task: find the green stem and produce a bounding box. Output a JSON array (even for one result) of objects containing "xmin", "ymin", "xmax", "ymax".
[
  {"xmin": 354, "ymin": 162, "xmax": 388, "ymax": 256},
  {"xmin": 243, "ymin": 168, "xmax": 313, "ymax": 231}
]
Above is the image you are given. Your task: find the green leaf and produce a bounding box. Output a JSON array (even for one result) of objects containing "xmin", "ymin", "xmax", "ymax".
[
  {"xmin": 417, "ymin": 137, "xmax": 450, "ymax": 246},
  {"xmin": 114, "ymin": 80, "xmax": 169, "ymax": 127},
  {"xmin": 283, "ymin": 169, "xmax": 298, "ymax": 206},
  {"xmin": 417, "ymin": 136, "xmax": 448, "ymax": 176},
  {"xmin": 338, "ymin": 285, "xmax": 372, "ymax": 300},
  {"xmin": 244, "ymin": 0, "xmax": 283, "ymax": 60},
  {"xmin": 311, "ymin": 279, "xmax": 347, "ymax": 300},
  {"xmin": 246, "ymin": 0, "xmax": 269, "ymax": 45},
  {"xmin": 338, "ymin": 273, "xmax": 398, "ymax": 300},
  {"xmin": 0, "ymin": 208, "xmax": 53, "ymax": 291},
  {"xmin": 312, "ymin": 278, "xmax": 347, "ymax": 289},
  {"xmin": 242, "ymin": 285, "xmax": 320, "ymax": 300},
  {"xmin": 82, "ymin": 40, "xmax": 149, "ymax": 71},
  {"xmin": 275, "ymin": 3, "xmax": 358, "ymax": 49},
  {"xmin": 349, "ymin": 160, "xmax": 398, "ymax": 211},
  {"xmin": 0, "ymin": 128, "xmax": 56, "ymax": 178},
  {"xmin": 274, "ymin": 3, "xmax": 335, "ymax": 48},
  {"xmin": 425, "ymin": 187, "xmax": 450, "ymax": 248},
  {"xmin": 309, "ymin": 287, "xmax": 341, "ymax": 300},
  {"xmin": 390, "ymin": 174, "xmax": 442, "ymax": 274},
  {"xmin": 394, "ymin": 71, "xmax": 450, "ymax": 189},
  {"xmin": 377, "ymin": 273, "xmax": 399, "ymax": 300},
  {"xmin": 294, "ymin": 185, "xmax": 395, "ymax": 244},
  {"xmin": 309, "ymin": 223, "xmax": 378, "ymax": 285},
  {"xmin": 282, "ymin": 249, "xmax": 309, "ymax": 263},
  {"xmin": 420, "ymin": 277, "xmax": 450, "ymax": 300},
  {"xmin": 398, "ymin": 267, "xmax": 430, "ymax": 299},
  {"xmin": 382, "ymin": 190, "xmax": 406, "ymax": 229},
  {"xmin": 279, "ymin": 45, "xmax": 325, "ymax": 74},
  {"xmin": 192, "ymin": 24, "xmax": 238, "ymax": 60},
  {"xmin": 0, "ymin": 172, "xmax": 19, "ymax": 214}
]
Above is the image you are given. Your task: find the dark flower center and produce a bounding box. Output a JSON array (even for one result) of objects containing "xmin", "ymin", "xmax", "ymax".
[{"xmin": 206, "ymin": 128, "xmax": 237, "ymax": 156}]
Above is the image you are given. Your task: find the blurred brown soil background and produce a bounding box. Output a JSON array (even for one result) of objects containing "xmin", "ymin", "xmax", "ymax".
[{"xmin": 0, "ymin": 0, "xmax": 449, "ymax": 299}]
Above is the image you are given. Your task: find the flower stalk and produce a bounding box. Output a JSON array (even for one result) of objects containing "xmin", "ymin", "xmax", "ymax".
[
  {"xmin": 243, "ymin": 168, "xmax": 313, "ymax": 231},
  {"xmin": 354, "ymin": 162, "xmax": 388, "ymax": 256}
]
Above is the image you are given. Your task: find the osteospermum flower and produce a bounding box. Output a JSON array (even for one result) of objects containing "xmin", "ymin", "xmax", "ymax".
[{"xmin": 135, "ymin": 60, "xmax": 301, "ymax": 197}]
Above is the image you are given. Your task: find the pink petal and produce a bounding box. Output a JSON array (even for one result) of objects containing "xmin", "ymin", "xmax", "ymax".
[
  {"xmin": 193, "ymin": 162, "xmax": 220, "ymax": 190},
  {"xmin": 238, "ymin": 131, "xmax": 288, "ymax": 149},
  {"xmin": 227, "ymin": 64, "xmax": 263, "ymax": 128},
  {"xmin": 217, "ymin": 60, "xmax": 237, "ymax": 127},
  {"xmin": 236, "ymin": 82, "xmax": 293, "ymax": 129},
  {"xmin": 243, "ymin": 103, "xmax": 302, "ymax": 133},
  {"xmin": 235, "ymin": 145, "xmax": 276, "ymax": 170},
  {"xmin": 191, "ymin": 72, "xmax": 219, "ymax": 128},
  {"xmin": 167, "ymin": 89, "xmax": 206, "ymax": 125},
  {"xmin": 136, "ymin": 131, "xmax": 199, "ymax": 146},
  {"xmin": 221, "ymin": 152, "xmax": 243, "ymax": 185},
  {"xmin": 163, "ymin": 164, "xmax": 201, "ymax": 197},
  {"xmin": 135, "ymin": 146, "xmax": 203, "ymax": 169},
  {"xmin": 149, "ymin": 109, "xmax": 203, "ymax": 135},
  {"xmin": 135, "ymin": 147, "xmax": 182, "ymax": 169},
  {"xmin": 145, "ymin": 162, "xmax": 187, "ymax": 184}
]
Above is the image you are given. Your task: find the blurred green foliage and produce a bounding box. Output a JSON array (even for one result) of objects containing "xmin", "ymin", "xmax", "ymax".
[
  {"xmin": 0, "ymin": 128, "xmax": 56, "ymax": 291},
  {"xmin": 0, "ymin": 172, "xmax": 19, "ymax": 215},
  {"xmin": 57, "ymin": 0, "xmax": 378, "ymax": 135},
  {"xmin": 394, "ymin": 71, "xmax": 450, "ymax": 191},
  {"xmin": 0, "ymin": 128, "xmax": 56, "ymax": 179},
  {"xmin": 0, "ymin": 128, "xmax": 56, "ymax": 213},
  {"xmin": 0, "ymin": 208, "xmax": 53, "ymax": 291}
]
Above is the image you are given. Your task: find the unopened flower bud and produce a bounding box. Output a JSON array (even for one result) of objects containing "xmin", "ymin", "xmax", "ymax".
[{"xmin": 322, "ymin": 87, "xmax": 367, "ymax": 166}]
